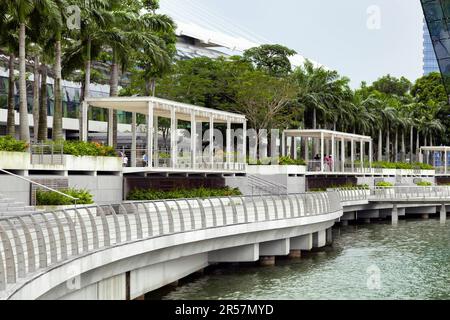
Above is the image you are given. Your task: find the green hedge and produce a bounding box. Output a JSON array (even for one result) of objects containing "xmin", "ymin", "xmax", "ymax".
[
  {"xmin": 61, "ymin": 141, "xmax": 117, "ymax": 157},
  {"xmin": 36, "ymin": 188, "xmax": 94, "ymax": 206},
  {"xmin": 376, "ymin": 181, "xmax": 394, "ymax": 187},
  {"xmin": 370, "ymin": 161, "xmax": 434, "ymax": 170},
  {"xmin": 247, "ymin": 156, "xmax": 306, "ymax": 166},
  {"xmin": 416, "ymin": 181, "xmax": 432, "ymax": 186},
  {"xmin": 127, "ymin": 187, "xmax": 242, "ymax": 201},
  {"xmin": 0, "ymin": 136, "xmax": 28, "ymax": 152}
]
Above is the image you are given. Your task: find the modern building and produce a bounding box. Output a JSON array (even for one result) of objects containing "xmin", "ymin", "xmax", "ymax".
[
  {"xmin": 423, "ymin": 18, "xmax": 440, "ymax": 75},
  {"xmin": 421, "ymin": 0, "xmax": 450, "ymax": 93}
]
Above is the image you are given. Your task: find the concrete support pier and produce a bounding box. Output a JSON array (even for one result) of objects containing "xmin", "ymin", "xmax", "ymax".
[
  {"xmin": 441, "ymin": 205, "xmax": 447, "ymax": 225},
  {"xmin": 392, "ymin": 205, "xmax": 398, "ymax": 225},
  {"xmin": 259, "ymin": 256, "xmax": 276, "ymax": 267},
  {"xmin": 288, "ymin": 250, "xmax": 302, "ymax": 259}
]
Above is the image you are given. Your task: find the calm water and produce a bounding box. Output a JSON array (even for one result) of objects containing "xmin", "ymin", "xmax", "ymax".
[{"xmin": 159, "ymin": 220, "xmax": 450, "ymax": 300}]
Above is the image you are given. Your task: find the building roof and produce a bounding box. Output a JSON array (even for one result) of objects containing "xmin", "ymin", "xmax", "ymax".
[{"xmin": 284, "ymin": 129, "xmax": 372, "ymax": 142}]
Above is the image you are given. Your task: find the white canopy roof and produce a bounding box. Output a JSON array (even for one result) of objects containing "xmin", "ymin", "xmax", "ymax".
[
  {"xmin": 284, "ymin": 129, "xmax": 372, "ymax": 142},
  {"xmin": 85, "ymin": 96, "xmax": 246, "ymax": 124}
]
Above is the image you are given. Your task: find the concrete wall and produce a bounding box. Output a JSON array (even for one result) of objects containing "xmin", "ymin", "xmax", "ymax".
[
  {"xmin": 0, "ymin": 176, "xmax": 30, "ymax": 204},
  {"xmin": 69, "ymin": 175, "xmax": 123, "ymax": 205}
]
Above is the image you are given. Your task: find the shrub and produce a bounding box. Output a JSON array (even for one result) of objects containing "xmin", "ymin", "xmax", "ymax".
[
  {"xmin": 0, "ymin": 136, "xmax": 28, "ymax": 152},
  {"xmin": 369, "ymin": 161, "xmax": 434, "ymax": 170},
  {"xmin": 61, "ymin": 141, "xmax": 117, "ymax": 157},
  {"xmin": 376, "ymin": 181, "xmax": 394, "ymax": 187},
  {"xmin": 127, "ymin": 187, "xmax": 242, "ymax": 201},
  {"xmin": 416, "ymin": 181, "xmax": 432, "ymax": 186},
  {"xmin": 278, "ymin": 156, "xmax": 306, "ymax": 166},
  {"xmin": 36, "ymin": 188, "xmax": 94, "ymax": 206}
]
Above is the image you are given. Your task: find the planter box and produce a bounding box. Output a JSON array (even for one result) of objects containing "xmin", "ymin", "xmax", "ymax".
[
  {"xmin": 247, "ymin": 165, "xmax": 307, "ymax": 175},
  {"xmin": 0, "ymin": 151, "xmax": 122, "ymax": 172}
]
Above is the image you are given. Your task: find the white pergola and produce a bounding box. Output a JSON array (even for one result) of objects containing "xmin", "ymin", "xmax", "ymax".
[
  {"xmin": 282, "ymin": 130, "xmax": 373, "ymax": 173},
  {"xmin": 81, "ymin": 97, "xmax": 247, "ymax": 171},
  {"xmin": 421, "ymin": 146, "xmax": 450, "ymax": 174}
]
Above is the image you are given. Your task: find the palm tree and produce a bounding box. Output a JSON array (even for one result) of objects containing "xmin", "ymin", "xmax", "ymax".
[{"xmin": 6, "ymin": 0, "xmax": 60, "ymax": 144}]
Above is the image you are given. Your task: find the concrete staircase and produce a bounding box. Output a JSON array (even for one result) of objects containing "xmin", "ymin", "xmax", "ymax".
[
  {"xmin": 248, "ymin": 175, "xmax": 288, "ymax": 196},
  {"xmin": 0, "ymin": 194, "xmax": 40, "ymax": 217}
]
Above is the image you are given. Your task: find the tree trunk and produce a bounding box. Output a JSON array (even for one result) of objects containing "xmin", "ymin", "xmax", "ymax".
[
  {"xmin": 19, "ymin": 23, "xmax": 30, "ymax": 144},
  {"xmin": 32, "ymin": 56, "xmax": 40, "ymax": 141},
  {"xmin": 385, "ymin": 125, "xmax": 390, "ymax": 162},
  {"xmin": 416, "ymin": 130, "xmax": 420, "ymax": 162},
  {"xmin": 7, "ymin": 53, "xmax": 16, "ymax": 136},
  {"xmin": 394, "ymin": 129, "xmax": 398, "ymax": 162},
  {"xmin": 37, "ymin": 66, "xmax": 48, "ymax": 142},
  {"xmin": 52, "ymin": 36, "xmax": 63, "ymax": 141},
  {"xmin": 313, "ymin": 107, "xmax": 317, "ymax": 129},
  {"xmin": 109, "ymin": 49, "xmax": 119, "ymax": 149},
  {"xmin": 80, "ymin": 37, "xmax": 91, "ymax": 141},
  {"xmin": 378, "ymin": 128, "xmax": 383, "ymax": 162},
  {"xmin": 401, "ymin": 130, "xmax": 406, "ymax": 162}
]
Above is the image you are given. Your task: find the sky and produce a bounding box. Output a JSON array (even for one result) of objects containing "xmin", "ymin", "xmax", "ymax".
[{"xmin": 160, "ymin": 0, "xmax": 425, "ymax": 88}]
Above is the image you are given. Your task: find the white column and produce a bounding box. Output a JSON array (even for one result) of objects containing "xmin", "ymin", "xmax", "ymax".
[
  {"xmin": 171, "ymin": 108, "xmax": 177, "ymax": 169},
  {"xmin": 80, "ymin": 101, "xmax": 89, "ymax": 142},
  {"xmin": 445, "ymin": 149, "xmax": 448, "ymax": 175},
  {"xmin": 351, "ymin": 139, "xmax": 355, "ymax": 173},
  {"xmin": 320, "ymin": 132, "xmax": 325, "ymax": 173},
  {"xmin": 131, "ymin": 112, "xmax": 137, "ymax": 167},
  {"xmin": 107, "ymin": 109, "xmax": 114, "ymax": 147},
  {"xmin": 304, "ymin": 137, "xmax": 309, "ymax": 162},
  {"xmin": 331, "ymin": 134, "xmax": 335, "ymax": 172},
  {"xmin": 209, "ymin": 115, "xmax": 214, "ymax": 169},
  {"xmin": 282, "ymin": 132, "xmax": 286, "ymax": 157},
  {"xmin": 191, "ymin": 111, "xmax": 197, "ymax": 170},
  {"xmin": 242, "ymin": 121, "xmax": 247, "ymax": 165},
  {"xmin": 341, "ymin": 138, "xmax": 345, "ymax": 172},
  {"xmin": 147, "ymin": 102, "xmax": 154, "ymax": 168},
  {"xmin": 293, "ymin": 137, "xmax": 298, "ymax": 160},
  {"xmin": 226, "ymin": 119, "xmax": 232, "ymax": 168},
  {"xmin": 369, "ymin": 141, "xmax": 373, "ymax": 169},
  {"xmin": 153, "ymin": 115, "xmax": 159, "ymax": 168},
  {"xmin": 360, "ymin": 140, "xmax": 364, "ymax": 172}
]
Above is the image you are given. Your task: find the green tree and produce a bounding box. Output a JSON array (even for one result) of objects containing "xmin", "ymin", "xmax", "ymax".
[
  {"xmin": 371, "ymin": 74, "xmax": 412, "ymax": 96},
  {"xmin": 243, "ymin": 44, "xmax": 297, "ymax": 77}
]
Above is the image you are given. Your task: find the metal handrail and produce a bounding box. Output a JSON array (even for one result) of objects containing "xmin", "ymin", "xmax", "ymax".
[{"xmin": 0, "ymin": 169, "xmax": 79, "ymax": 203}]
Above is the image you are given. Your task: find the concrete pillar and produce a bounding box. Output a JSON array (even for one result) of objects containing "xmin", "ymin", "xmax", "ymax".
[
  {"xmin": 290, "ymin": 234, "xmax": 313, "ymax": 251},
  {"xmin": 281, "ymin": 132, "xmax": 286, "ymax": 157},
  {"xmin": 320, "ymin": 132, "xmax": 325, "ymax": 173},
  {"xmin": 131, "ymin": 112, "xmax": 137, "ymax": 167},
  {"xmin": 153, "ymin": 115, "xmax": 159, "ymax": 168},
  {"xmin": 191, "ymin": 112, "xmax": 197, "ymax": 170},
  {"xmin": 226, "ymin": 119, "xmax": 232, "ymax": 167},
  {"xmin": 80, "ymin": 101, "xmax": 89, "ymax": 142},
  {"xmin": 341, "ymin": 138, "xmax": 345, "ymax": 172},
  {"xmin": 351, "ymin": 139, "xmax": 355, "ymax": 172},
  {"xmin": 331, "ymin": 135, "xmax": 335, "ymax": 172},
  {"xmin": 360, "ymin": 140, "xmax": 364, "ymax": 171},
  {"xmin": 313, "ymin": 231, "xmax": 327, "ymax": 248},
  {"xmin": 107, "ymin": 109, "xmax": 114, "ymax": 147},
  {"xmin": 147, "ymin": 101, "xmax": 154, "ymax": 168},
  {"xmin": 209, "ymin": 244, "xmax": 259, "ymax": 263},
  {"xmin": 242, "ymin": 121, "xmax": 247, "ymax": 164},
  {"xmin": 288, "ymin": 250, "xmax": 302, "ymax": 259},
  {"xmin": 392, "ymin": 204, "xmax": 398, "ymax": 225},
  {"xmin": 445, "ymin": 150, "xmax": 448, "ymax": 175},
  {"xmin": 326, "ymin": 228, "xmax": 333, "ymax": 245},
  {"xmin": 171, "ymin": 108, "xmax": 177, "ymax": 169},
  {"xmin": 293, "ymin": 137, "xmax": 298, "ymax": 160},
  {"xmin": 369, "ymin": 141, "xmax": 373, "ymax": 169},
  {"xmin": 441, "ymin": 204, "xmax": 447, "ymax": 224},
  {"xmin": 305, "ymin": 137, "xmax": 309, "ymax": 163},
  {"xmin": 209, "ymin": 115, "xmax": 214, "ymax": 169},
  {"xmin": 259, "ymin": 256, "xmax": 276, "ymax": 267},
  {"xmin": 260, "ymin": 239, "xmax": 290, "ymax": 256}
]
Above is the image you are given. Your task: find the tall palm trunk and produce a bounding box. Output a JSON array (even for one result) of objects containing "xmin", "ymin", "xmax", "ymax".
[
  {"xmin": 52, "ymin": 35, "xmax": 63, "ymax": 141},
  {"xmin": 378, "ymin": 128, "xmax": 383, "ymax": 162},
  {"xmin": 385, "ymin": 125, "xmax": 390, "ymax": 162},
  {"xmin": 32, "ymin": 56, "xmax": 40, "ymax": 141},
  {"xmin": 7, "ymin": 53, "xmax": 16, "ymax": 136},
  {"xmin": 109, "ymin": 49, "xmax": 119, "ymax": 149},
  {"xmin": 394, "ymin": 129, "xmax": 398, "ymax": 162},
  {"xmin": 37, "ymin": 66, "xmax": 48, "ymax": 142},
  {"xmin": 19, "ymin": 23, "xmax": 30, "ymax": 144},
  {"xmin": 80, "ymin": 37, "xmax": 91, "ymax": 141},
  {"xmin": 313, "ymin": 107, "xmax": 317, "ymax": 129},
  {"xmin": 401, "ymin": 130, "xmax": 406, "ymax": 162}
]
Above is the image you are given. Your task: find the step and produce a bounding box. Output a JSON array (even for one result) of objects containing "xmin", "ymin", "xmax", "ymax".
[{"xmin": 7, "ymin": 202, "xmax": 26, "ymax": 209}]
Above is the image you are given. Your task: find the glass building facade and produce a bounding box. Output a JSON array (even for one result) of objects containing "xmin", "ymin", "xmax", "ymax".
[
  {"xmin": 423, "ymin": 19, "xmax": 440, "ymax": 75},
  {"xmin": 421, "ymin": 0, "xmax": 450, "ymax": 94}
]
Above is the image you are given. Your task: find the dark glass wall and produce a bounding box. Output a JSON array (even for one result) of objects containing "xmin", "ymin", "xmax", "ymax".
[{"xmin": 421, "ymin": 0, "xmax": 450, "ymax": 95}]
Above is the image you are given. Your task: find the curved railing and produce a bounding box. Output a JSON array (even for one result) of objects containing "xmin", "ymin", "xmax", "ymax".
[
  {"xmin": 371, "ymin": 186, "xmax": 450, "ymax": 200},
  {"xmin": 0, "ymin": 192, "xmax": 342, "ymax": 292},
  {"xmin": 328, "ymin": 188, "xmax": 370, "ymax": 202}
]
